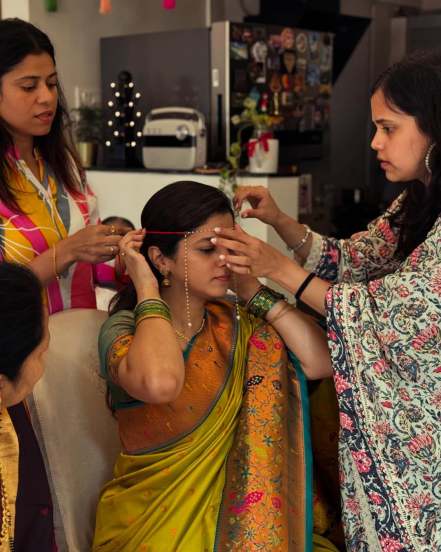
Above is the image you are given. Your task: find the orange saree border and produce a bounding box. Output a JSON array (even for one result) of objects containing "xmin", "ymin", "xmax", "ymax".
[
  {"xmin": 105, "ymin": 301, "xmax": 240, "ymax": 454},
  {"xmin": 215, "ymin": 323, "xmax": 311, "ymax": 551}
]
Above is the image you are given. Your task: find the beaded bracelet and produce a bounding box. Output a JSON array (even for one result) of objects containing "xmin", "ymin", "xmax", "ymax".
[
  {"xmin": 246, "ymin": 285, "xmax": 286, "ymax": 319},
  {"xmin": 134, "ymin": 298, "xmax": 172, "ymax": 327},
  {"xmin": 287, "ymin": 225, "xmax": 312, "ymax": 253}
]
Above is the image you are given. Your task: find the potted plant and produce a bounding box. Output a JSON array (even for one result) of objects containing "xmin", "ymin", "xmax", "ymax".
[
  {"xmin": 220, "ymin": 98, "xmax": 279, "ymax": 196},
  {"xmin": 71, "ymin": 105, "xmax": 103, "ymax": 168},
  {"xmin": 219, "ymin": 140, "xmax": 241, "ymax": 200},
  {"xmin": 232, "ymin": 97, "xmax": 279, "ymax": 174}
]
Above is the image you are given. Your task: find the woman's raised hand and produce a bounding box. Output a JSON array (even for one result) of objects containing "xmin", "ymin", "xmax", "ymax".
[
  {"xmin": 62, "ymin": 223, "xmax": 124, "ymax": 264},
  {"xmin": 212, "ymin": 224, "xmax": 286, "ymax": 279},
  {"xmin": 118, "ymin": 229, "xmax": 159, "ymax": 294},
  {"xmin": 234, "ymin": 185, "xmax": 283, "ymax": 226},
  {"xmin": 235, "ymin": 185, "xmax": 312, "ymax": 261}
]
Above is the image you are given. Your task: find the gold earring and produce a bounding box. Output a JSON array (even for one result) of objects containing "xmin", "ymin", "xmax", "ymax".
[
  {"xmin": 162, "ymin": 270, "xmax": 171, "ymax": 288},
  {"xmin": 425, "ymin": 143, "xmax": 435, "ymax": 175}
]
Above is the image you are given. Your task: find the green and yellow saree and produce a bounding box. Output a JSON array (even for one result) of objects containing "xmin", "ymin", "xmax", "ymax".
[{"xmin": 93, "ymin": 300, "xmax": 339, "ymax": 551}]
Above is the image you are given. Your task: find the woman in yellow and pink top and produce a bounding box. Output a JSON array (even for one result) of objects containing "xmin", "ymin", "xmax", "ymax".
[{"xmin": 0, "ymin": 18, "xmax": 122, "ymax": 550}]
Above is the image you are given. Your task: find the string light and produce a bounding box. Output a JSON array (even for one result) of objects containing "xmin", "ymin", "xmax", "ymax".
[{"xmin": 104, "ymin": 70, "xmax": 143, "ymax": 158}]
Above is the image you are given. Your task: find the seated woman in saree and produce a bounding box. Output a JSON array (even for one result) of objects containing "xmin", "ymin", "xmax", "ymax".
[
  {"xmin": 93, "ymin": 181, "xmax": 341, "ymax": 552},
  {"xmin": 0, "ymin": 262, "xmax": 53, "ymax": 551}
]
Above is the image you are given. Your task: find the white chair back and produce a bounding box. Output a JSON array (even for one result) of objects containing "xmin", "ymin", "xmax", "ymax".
[{"xmin": 31, "ymin": 309, "xmax": 120, "ymax": 552}]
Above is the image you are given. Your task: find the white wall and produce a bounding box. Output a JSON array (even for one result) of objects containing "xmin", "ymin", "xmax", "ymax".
[
  {"xmin": 2, "ymin": 0, "xmax": 29, "ymax": 19},
  {"xmin": 22, "ymin": 0, "xmax": 207, "ymax": 108}
]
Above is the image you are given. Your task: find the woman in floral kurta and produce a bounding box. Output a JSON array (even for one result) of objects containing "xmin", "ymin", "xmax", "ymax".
[
  {"xmin": 308, "ymin": 196, "xmax": 441, "ymax": 551},
  {"xmin": 214, "ymin": 51, "xmax": 441, "ymax": 551}
]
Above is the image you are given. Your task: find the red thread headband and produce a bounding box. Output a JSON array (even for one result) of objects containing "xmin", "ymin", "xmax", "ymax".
[
  {"xmin": 143, "ymin": 231, "xmax": 189, "ymax": 235},
  {"xmin": 143, "ymin": 228, "xmax": 233, "ymax": 235}
]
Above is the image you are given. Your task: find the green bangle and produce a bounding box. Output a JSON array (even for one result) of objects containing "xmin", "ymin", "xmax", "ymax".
[
  {"xmin": 136, "ymin": 312, "xmax": 172, "ymax": 327},
  {"xmin": 246, "ymin": 286, "xmax": 286, "ymax": 319},
  {"xmin": 134, "ymin": 298, "xmax": 172, "ymax": 326}
]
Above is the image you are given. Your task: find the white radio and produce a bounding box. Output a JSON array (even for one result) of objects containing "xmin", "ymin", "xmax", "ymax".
[{"xmin": 142, "ymin": 107, "xmax": 207, "ymax": 170}]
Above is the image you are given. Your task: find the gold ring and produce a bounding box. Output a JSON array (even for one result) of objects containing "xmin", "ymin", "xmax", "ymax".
[
  {"xmin": 109, "ymin": 246, "xmax": 115, "ymax": 255},
  {"xmin": 110, "ymin": 225, "xmax": 116, "ymax": 235},
  {"xmin": 120, "ymin": 251, "xmax": 126, "ymax": 257}
]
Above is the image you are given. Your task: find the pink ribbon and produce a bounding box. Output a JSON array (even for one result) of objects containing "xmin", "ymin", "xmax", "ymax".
[{"xmin": 247, "ymin": 132, "xmax": 272, "ymax": 158}]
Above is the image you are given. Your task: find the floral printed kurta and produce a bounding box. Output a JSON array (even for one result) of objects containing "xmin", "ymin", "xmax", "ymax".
[{"xmin": 305, "ymin": 193, "xmax": 441, "ymax": 551}]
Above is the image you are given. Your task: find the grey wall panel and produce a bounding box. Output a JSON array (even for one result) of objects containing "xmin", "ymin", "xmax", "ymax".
[{"xmin": 101, "ymin": 29, "xmax": 210, "ymax": 117}]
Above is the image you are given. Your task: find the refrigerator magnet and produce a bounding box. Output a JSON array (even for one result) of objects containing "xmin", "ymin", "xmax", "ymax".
[
  {"xmin": 306, "ymin": 65, "xmax": 320, "ymax": 88},
  {"xmin": 242, "ymin": 28, "xmax": 253, "ymax": 44},
  {"xmin": 231, "ymin": 42, "xmax": 248, "ymax": 61},
  {"xmin": 251, "ymin": 41, "xmax": 268, "ymax": 64},
  {"xmin": 280, "ymin": 27, "xmax": 295, "ymax": 50},
  {"xmin": 297, "ymin": 57, "xmax": 307, "ymax": 75},
  {"xmin": 308, "ymin": 32, "xmax": 321, "ymax": 61},
  {"xmin": 231, "ymin": 25, "xmax": 243, "ymax": 42},
  {"xmin": 281, "ymin": 50, "xmax": 296, "ymax": 75},
  {"xmin": 296, "ymin": 33, "xmax": 308, "ymax": 55},
  {"xmin": 268, "ymin": 34, "xmax": 282, "ymax": 52},
  {"xmin": 294, "ymin": 73, "xmax": 305, "ymax": 97}
]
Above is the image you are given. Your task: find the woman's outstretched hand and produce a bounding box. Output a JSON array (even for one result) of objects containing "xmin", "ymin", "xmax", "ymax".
[
  {"xmin": 234, "ymin": 185, "xmax": 283, "ymax": 226},
  {"xmin": 212, "ymin": 225, "xmax": 287, "ymax": 279}
]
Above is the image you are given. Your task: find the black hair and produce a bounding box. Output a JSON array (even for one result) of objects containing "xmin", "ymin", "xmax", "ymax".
[
  {"xmin": 372, "ymin": 49, "xmax": 441, "ymax": 258},
  {"xmin": 110, "ymin": 181, "xmax": 234, "ymax": 314},
  {"xmin": 0, "ymin": 262, "xmax": 44, "ymax": 381},
  {"xmin": 102, "ymin": 216, "xmax": 135, "ymax": 231},
  {"xmin": 0, "ymin": 18, "xmax": 83, "ymax": 213}
]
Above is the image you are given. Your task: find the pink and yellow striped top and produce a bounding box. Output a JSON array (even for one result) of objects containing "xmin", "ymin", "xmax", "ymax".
[{"xmin": 0, "ymin": 148, "xmax": 113, "ymax": 314}]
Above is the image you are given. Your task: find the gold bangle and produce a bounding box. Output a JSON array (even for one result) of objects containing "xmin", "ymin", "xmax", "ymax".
[
  {"xmin": 266, "ymin": 302, "xmax": 294, "ymax": 325},
  {"xmin": 52, "ymin": 244, "xmax": 61, "ymax": 281}
]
